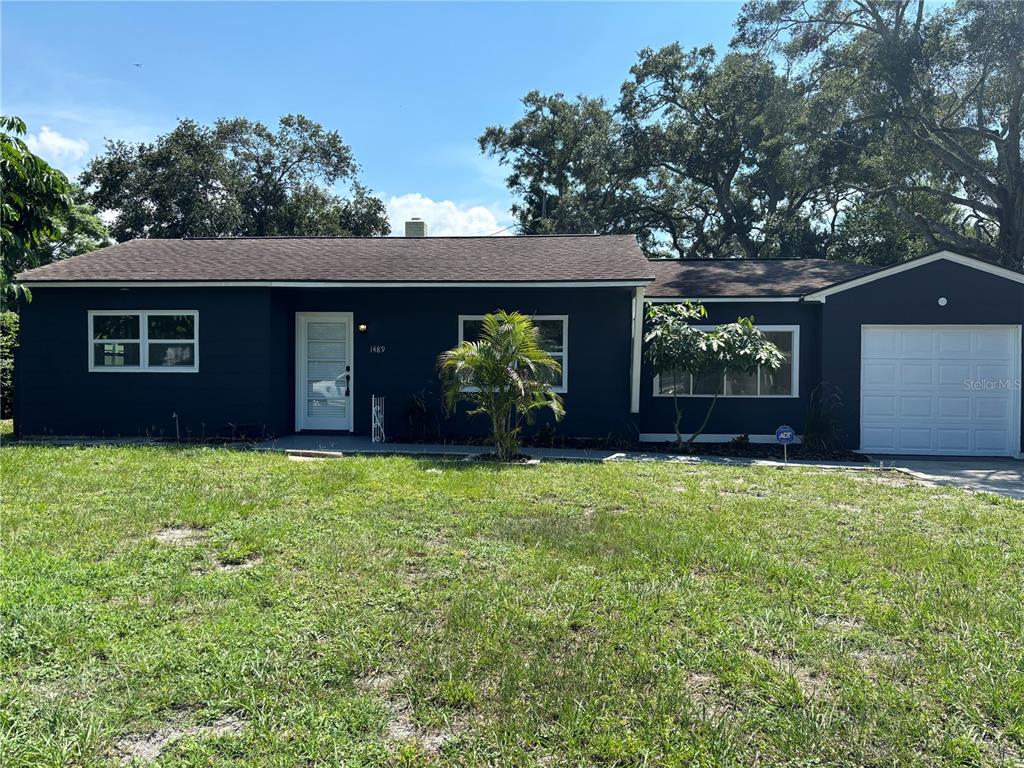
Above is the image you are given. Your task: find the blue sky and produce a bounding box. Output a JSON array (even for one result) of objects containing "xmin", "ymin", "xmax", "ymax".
[{"xmin": 2, "ymin": 1, "xmax": 740, "ymax": 234}]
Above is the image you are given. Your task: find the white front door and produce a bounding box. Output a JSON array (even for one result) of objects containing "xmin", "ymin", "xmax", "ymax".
[
  {"xmin": 860, "ymin": 325, "xmax": 1021, "ymax": 456},
  {"xmin": 296, "ymin": 312, "xmax": 353, "ymax": 431}
]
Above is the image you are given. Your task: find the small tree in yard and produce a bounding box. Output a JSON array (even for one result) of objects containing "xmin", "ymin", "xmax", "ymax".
[
  {"xmin": 438, "ymin": 311, "xmax": 564, "ymax": 462},
  {"xmin": 645, "ymin": 302, "xmax": 784, "ymax": 446}
]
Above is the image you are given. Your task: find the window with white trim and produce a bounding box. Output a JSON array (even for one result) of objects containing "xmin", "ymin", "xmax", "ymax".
[
  {"xmin": 89, "ymin": 310, "xmax": 199, "ymax": 372},
  {"xmin": 654, "ymin": 326, "xmax": 798, "ymax": 397},
  {"xmin": 459, "ymin": 315, "xmax": 568, "ymax": 392}
]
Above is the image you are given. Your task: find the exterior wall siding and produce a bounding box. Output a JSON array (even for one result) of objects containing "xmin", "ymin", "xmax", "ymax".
[
  {"xmin": 14, "ymin": 287, "xmax": 280, "ymax": 439},
  {"xmin": 15, "ymin": 284, "xmax": 637, "ymax": 441},
  {"xmin": 637, "ymin": 302, "xmax": 822, "ymax": 438},
  {"xmin": 821, "ymin": 259, "xmax": 1024, "ymax": 452},
  {"xmin": 270, "ymin": 286, "xmax": 636, "ymax": 440}
]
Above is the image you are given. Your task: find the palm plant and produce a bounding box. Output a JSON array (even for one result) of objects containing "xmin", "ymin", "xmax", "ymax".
[{"xmin": 438, "ymin": 311, "xmax": 564, "ymax": 461}]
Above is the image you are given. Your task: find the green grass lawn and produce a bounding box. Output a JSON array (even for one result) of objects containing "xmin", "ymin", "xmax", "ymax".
[{"xmin": 1, "ymin": 446, "xmax": 1022, "ymax": 767}]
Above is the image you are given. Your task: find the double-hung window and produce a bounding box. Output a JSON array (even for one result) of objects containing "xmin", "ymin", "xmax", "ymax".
[
  {"xmin": 459, "ymin": 315, "xmax": 568, "ymax": 392},
  {"xmin": 89, "ymin": 310, "xmax": 199, "ymax": 372},
  {"xmin": 654, "ymin": 326, "xmax": 798, "ymax": 398}
]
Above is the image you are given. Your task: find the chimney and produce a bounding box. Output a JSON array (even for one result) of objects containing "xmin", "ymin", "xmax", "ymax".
[{"xmin": 405, "ymin": 218, "xmax": 427, "ymax": 237}]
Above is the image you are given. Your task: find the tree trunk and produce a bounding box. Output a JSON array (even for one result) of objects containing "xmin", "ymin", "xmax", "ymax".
[{"xmin": 688, "ymin": 379, "xmax": 722, "ymax": 445}]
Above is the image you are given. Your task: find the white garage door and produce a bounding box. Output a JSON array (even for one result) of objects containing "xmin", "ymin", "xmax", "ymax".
[{"xmin": 860, "ymin": 326, "xmax": 1021, "ymax": 456}]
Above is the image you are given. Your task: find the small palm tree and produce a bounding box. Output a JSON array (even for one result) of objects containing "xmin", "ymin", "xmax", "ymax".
[{"xmin": 438, "ymin": 311, "xmax": 565, "ymax": 461}]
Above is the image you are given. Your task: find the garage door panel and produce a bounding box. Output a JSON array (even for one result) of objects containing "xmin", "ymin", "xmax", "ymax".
[
  {"xmin": 937, "ymin": 332, "xmax": 971, "ymax": 355},
  {"xmin": 976, "ymin": 363, "xmax": 1012, "ymax": 380},
  {"xmin": 898, "ymin": 428, "xmax": 933, "ymax": 450},
  {"xmin": 899, "ymin": 396, "xmax": 933, "ymax": 417},
  {"xmin": 861, "ymin": 326, "xmax": 1019, "ymax": 457},
  {"xmin": 900, "ymin": 333, "xmax": 935, "ymax": 356},
  {"xmin": 976, "ymin": 398, "xmax": 1011, "ymax": 420},
  {"xmin": 900, "ymin": 364, "xmax": 933, "ymax": 385},
  {"xmin": 976, "ymin": 430, "xmax": 1011, "ymax": 452},
  {"xmin": 937, "ymin": 429, "xmax": 971, "ymax": 452},
  {"xmin": 863, "ymin": 395, "xmax": 896, "ymax": 417},
  {"xmin": 937, "ymin": 396, "xmax": 971, "ymax": 418},
  {"xmin": 863, "ymin": 362, "xmax": 897, "ymax": 385},
  {"xmin": 862, "ymin": 427, "xmax": 896, "ymax": 450},
  {"xmin": 976, "ymin": 332, "xmax": 1013, "ymax": 356},
  {"xmin": 863, "ymin": 333, "xmax": 899, "ymax": 357}
]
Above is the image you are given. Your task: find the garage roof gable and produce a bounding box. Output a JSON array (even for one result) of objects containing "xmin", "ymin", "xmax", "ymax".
[{"xmin": 804, "ymin": 251, "xmax": 1024, "ymax": 301}]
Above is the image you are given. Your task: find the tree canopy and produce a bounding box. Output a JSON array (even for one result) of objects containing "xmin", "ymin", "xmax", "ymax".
[
  {"xmin": 482, "ymin": 0, "xmax": 1022, "ymax": 269},
  {"xmin": 81, "ymin": 114, "xmax": 390, "ymax": 241},
  {"xmin": 1, "ymin": 115, "xmax": 74, "ymax": 299}
]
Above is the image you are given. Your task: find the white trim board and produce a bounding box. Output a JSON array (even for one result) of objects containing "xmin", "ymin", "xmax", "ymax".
[
  {"xmin": 20, "ymin": 279, "xmax": 652, "ymax": 289},
  {"xmin": 88, "ymin": 309, "xmax": 199, "ymax": 373},
  {"xmin": 639, "ymin": 433, "xmax": 802, "ymax": 444},
  {"xmin": 629, "ymin": 286, "xmax": 644, "ymax": 414},
  {"xmin": 645, "ymin": 296, "xmax": 803, "ymax": 303},
  {"xmin": 804, "ymin": 251, "xmax": 1024, "ymax": 302}
]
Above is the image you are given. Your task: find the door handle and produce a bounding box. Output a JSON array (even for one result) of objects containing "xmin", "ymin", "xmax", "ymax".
[{"xmin": 345, "ymin": 372, "xmax": 351, "ymax": 397}]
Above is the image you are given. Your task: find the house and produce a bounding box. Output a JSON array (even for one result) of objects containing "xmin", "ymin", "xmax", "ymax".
[{"xmin": 13, "ymin": 226, "xmax": 1024, "ymax": 457}]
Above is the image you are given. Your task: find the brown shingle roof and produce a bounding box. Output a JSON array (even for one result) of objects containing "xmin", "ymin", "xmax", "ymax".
[
  {"xmin": 15, "ymin": 235, "xmax": 653, "ymax": 284},
  {"xmin": 646, "ymin": 258, "xmax": 880, "ymax": 298}
]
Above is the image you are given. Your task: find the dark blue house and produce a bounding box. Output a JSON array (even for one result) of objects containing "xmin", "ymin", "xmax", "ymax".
[{"xmin": 13, "ymin": 232, "xmax": 1024, "ymax": 457}]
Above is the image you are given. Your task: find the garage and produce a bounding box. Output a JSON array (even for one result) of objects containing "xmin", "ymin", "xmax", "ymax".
[{"xmin": 860, "ymin": 325, "xmax": 1022, "ymax": 456}]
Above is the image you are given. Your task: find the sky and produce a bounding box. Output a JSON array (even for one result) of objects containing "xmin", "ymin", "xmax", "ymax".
[{"xmin": 2, "ymin": 1, "xmax": 740, "ymax": 235}]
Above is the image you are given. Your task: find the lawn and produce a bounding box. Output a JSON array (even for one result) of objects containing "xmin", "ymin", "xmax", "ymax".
[{"xmin": 1, "ymin": 446, "xmax": 1022, "ymax": 767}]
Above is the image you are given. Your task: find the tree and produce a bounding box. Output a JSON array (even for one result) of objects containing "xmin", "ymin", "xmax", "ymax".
[
  {"xmin": 481, "ymin": 49, "xmax": 850, "ymax": 259},
  {"xmin": 479, "ymin": 92, "xmax": 652, "ymax": 246},
  {"xmin": 645, "ymin": 302, "xmax": 784, "ymax": 445},
  {"xmin": 438, "ymin": 311, "xmax": 564, "ymax": 462},
  {"xmin": 80, "ymin": 114, "xmax": 390, "ymax": 240},
  {"xmin": 6, "ymin": 185, "xmax": 109, "ymax": 282},
  {"xmin": 735, "ymin": 0, "xmax": 1024, "ymax": 271},
  {"xmin": 1, "ymin": 115, "xmax": 73, "ymax": 300}
]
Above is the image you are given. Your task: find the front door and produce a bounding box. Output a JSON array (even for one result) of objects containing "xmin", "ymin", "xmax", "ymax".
[{"xmin": 295, "ymin": 312, "xmax": 353, "ymax": 431}]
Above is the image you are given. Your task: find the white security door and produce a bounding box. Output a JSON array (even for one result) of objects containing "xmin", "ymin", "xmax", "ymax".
[
  {"xmin": 296, "ymin": 313, "xmax": 353, "ymax": 431},
  {"xmin": 860, "ymin": 326, "xmax": 1021, "ymax": 456}
]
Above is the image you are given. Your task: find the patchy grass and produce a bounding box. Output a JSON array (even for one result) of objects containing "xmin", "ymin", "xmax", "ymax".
[
  {"xmin": 0, "ymin": 419, "xmax": 12, "ymax": 439},
  {"xmin": 1, "ymin": 446, "xmax": 1022, "ymax": 767}
]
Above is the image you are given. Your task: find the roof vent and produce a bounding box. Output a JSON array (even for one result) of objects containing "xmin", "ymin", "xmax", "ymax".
[{"xmin": 404, "ymin": 218, "xmax": 427, "ymax": 237}]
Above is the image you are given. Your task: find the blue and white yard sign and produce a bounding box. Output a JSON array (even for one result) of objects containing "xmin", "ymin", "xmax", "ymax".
[{"xmin": 775, "ymin": 425, "xmax": 796, "ymax": 445}]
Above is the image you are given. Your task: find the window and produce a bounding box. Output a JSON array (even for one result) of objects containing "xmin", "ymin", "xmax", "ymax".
[
  {"xmin": 89, "ymin": 310, "xmax": 199, "ymax": 372},
  {"xmin": 459, "ymin": 315, "xmax": 568, "ymax": 392},
  {"xmin": 654, "ymin": 326, "xmax": 798, "ymax": 398}
]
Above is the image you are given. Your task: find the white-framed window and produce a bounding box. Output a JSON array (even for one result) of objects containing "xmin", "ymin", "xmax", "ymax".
[
  {"xmin": 458, "ymin": 314, "xmax": 568, "ymax": 392},
  {"xmin": 89, "ymin": 310, "xmax": 199, "ymax": 372},
  {"xmin": 654, "ymin": 325, "xmax": 799, "ymax": 398}
]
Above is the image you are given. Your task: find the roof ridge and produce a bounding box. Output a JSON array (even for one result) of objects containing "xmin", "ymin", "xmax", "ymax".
[{"xmin": 177, "ymin": 233, "xmax": 624, "ymax": 241}]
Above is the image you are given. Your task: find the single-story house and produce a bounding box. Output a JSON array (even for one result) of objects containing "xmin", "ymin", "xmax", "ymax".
[{"xmin": 13, "ymin": 229, "xmax": 1024, "ymax": 457}]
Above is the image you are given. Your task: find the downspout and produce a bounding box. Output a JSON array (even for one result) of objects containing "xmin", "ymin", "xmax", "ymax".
[{"xmin": 630, "ymin": 286, "xmax": 645, "ymax": 414}]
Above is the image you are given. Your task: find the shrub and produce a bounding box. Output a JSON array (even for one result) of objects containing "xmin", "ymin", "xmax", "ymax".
[
  {"xmin": 802, "ymin": 382, "xmax": 845, "ymax": 453},
  {"xmin": 0, "ymin": 310, "xmax": 18, "ymax": 419},
  {"xmin": 438, "ymin": 311, "xmax": 564, "ymax": 461}
]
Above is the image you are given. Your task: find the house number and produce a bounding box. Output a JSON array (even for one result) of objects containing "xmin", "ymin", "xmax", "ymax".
[{"xmin": 370, "ymin": 345, "xmax": 386, "ymax": 354}]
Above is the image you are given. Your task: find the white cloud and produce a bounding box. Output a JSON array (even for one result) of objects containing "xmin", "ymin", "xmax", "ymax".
[
  {"xmin": 387, "ymin": 193, "xmax": 513, "ymax": 237},
  {"xmin": 24, "ymin": 126, "xmax": 89, "ymax": 164}
]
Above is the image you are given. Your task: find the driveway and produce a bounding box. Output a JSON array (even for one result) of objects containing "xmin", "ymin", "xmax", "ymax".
[{"xmin": 877, "ymin": 458, "xmax": 1024, "ymax": 500}]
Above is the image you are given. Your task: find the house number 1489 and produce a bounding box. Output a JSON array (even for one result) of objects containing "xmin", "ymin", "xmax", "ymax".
[{"xmin": 370, "ymin": 345, "xmax": 386, "ymax": 354}]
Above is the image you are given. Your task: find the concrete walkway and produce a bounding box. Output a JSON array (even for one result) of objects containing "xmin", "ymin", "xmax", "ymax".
[
  {"xmin": 257, "ymin": 436, "xmax": 1023, "ymax": 501},
  {"xmin": 876, "ymin": 458, "xmax": 1024, "ymax": 500},
  {"xmin": 255, "ymin": 433, "xmax": 870, "ymax": 469}
]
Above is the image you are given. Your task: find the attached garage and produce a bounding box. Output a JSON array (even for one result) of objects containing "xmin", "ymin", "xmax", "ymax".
[
  {"xmin": 813, "ymin": 251, "xmax": 1024, "ymax": 458},
  {"xmin": 860, "ymin": 325, "xmax": 1021, "ymax": 456}
]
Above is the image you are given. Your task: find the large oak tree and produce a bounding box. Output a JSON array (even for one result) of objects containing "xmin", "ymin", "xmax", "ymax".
[{"xmin": 81, "ymin": 114, "xmax": 390, "ymax": 241}]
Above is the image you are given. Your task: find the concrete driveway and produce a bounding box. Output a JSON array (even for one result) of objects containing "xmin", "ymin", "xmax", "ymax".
[{"xmin": 876, "ymin": 458, "xmax": 1024, "ymax": 500}]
